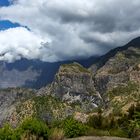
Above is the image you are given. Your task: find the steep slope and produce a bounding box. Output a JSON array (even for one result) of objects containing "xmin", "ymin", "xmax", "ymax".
[
  {"xmin": 90, "ymin": 37, "xmax": 140, "ymax": 73},
  {"xmin": 89, "ymin": 37, "xmax": 140, "ymax": 113}
]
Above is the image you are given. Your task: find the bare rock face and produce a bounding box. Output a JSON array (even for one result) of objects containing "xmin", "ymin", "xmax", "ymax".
[
  {"xmin": 39, "ymin": 63, "xmax": 102, "ymax": 107},
  {"xmin": 94, "ymin": 72, "xmax": 129, "ymax": 95}
]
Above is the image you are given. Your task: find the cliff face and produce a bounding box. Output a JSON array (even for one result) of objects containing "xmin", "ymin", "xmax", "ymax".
[{"xmin": 39, "ymin": 63, "xmax": 102, "ymax": 107}]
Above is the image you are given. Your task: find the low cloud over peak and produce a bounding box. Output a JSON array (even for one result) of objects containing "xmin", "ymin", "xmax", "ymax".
[{"xmin": 0, "ymin": 0, "xmax": 140, "ymax": 62}]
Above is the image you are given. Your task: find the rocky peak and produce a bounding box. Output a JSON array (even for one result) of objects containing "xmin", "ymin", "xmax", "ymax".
[
  {"xmin": 38, "ymin": 63, "xmax": 102, "ymax": 107},
  {"xmin": 58, "ymin": 62, "xmax": 91, "ymax": 74}
]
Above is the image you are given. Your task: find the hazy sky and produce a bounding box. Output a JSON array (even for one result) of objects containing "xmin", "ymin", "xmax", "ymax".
[{"xmin": 0, "ymin": 0, "xmax": 140, "ymax": 62}]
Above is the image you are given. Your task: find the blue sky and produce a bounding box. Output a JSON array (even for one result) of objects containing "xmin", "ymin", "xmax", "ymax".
[
  {"xmin": 0, "ymin": 0, "xmax": 9, "ymax": 7},
  {"xmin": 0, "ymin": 20, "xmax": 20, "ymax": 30},
  {"xmin": 0, "ymin": 0, "xmax": 20, "ymax": 30}
]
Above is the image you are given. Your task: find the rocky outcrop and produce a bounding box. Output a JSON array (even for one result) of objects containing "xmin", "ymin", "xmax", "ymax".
[
  {"xmin": 38, "ymin": 63, "xmax": 102, "ymax": 108},
  {"xmin": 35, "ymin": 64, "xmax": 100, "ymax": 110}
]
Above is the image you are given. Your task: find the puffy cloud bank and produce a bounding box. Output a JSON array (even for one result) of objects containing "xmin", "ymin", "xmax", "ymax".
[
  {"xmin": 0, "ymin": 0, "xmax": 140, "ymax": 62},
  {"xmin": 0, "ymin": 27, "xmax": 60, "ymax": 62}
]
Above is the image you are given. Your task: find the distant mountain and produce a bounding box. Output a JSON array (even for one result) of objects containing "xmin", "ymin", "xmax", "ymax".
[
  {"xmin": 1, "ymin": 37, "xmax": 140, "ymax": 90},
  {"xmin": 90, "ymin": 37, "xmax": 140, "ymax": 71},
  {"xmin": 0, "ymin": 56, "xmax": 99, "ymax": 89}
]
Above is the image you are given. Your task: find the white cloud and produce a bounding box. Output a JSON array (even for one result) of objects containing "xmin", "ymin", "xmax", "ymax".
[
  {"xmin": 0, "ymin": 27, "xmax": 46, "ymax": 62},
  {"xmin": 0, "ymin": 0, "xmax": 140, "ymax": 62}
]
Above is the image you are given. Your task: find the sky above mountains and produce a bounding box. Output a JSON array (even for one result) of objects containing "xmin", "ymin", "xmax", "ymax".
[
  {"xmin": 0, "ymin": 0, "xmax": 140, "ymax": 62},
  {"xmin": 0, "ymin": 0, "xmax": 9, "ymax": 6}
]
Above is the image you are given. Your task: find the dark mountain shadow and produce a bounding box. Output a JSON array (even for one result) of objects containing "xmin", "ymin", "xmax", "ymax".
[
  {"xmin": 94, "ymin": 37, "xmax": 140, "ymax": 69},
  {"xmin": 1, "ymin": 56, "xmax": 99, "ymax": 89}
]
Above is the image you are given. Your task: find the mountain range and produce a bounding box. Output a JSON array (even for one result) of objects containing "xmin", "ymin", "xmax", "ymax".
[
  {"xmin": 0, "ymin": 36, "xmax": 140, "ymax": 129},
  {"xmin": 0, "ymin": 56, "xmax": 99, "ymax": 89},
  {"xmin": 1, "ymin": 37, "xmax": 140, "ymax": 90}
]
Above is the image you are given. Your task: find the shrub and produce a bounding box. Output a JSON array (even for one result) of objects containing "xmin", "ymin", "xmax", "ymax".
[
  {"xmin": 49, "ymin": 128, "xmax": 64, "ymax": 140},
  {"xmin": 0, "ymin": 124, "xmax": 13, "ymax": 140},
  {"xmin": 87, "ymin": 114, "xmax": 104, "ymax": 129},
  {"xmin": 20, "ymin": 134, "xmax": 38, "ymax": 140},
  {"xmin": 20, "ymin": 118, "xmax": 49, "ymax": 139},
  {"xmin": 62, "ymin": 117, "xmax": 88, "ymax": 138},
  {"xmin": 51, "ymin": 119, "xmax": 63, "ymax": 129}
]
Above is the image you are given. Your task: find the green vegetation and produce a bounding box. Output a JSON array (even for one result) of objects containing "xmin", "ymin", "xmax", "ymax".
[
  {"xmin": 0, "ymin": 117, "xmax": 88, "ymax": 140},
  {"xmin": 108, "ymin": 50, "xmax": 140, "ymax": 74},
  {"xmin": 0, "ymin": 124, "xmax": 16, "ymax": 140},
  {"xmin": 87, "ymin": 114, "xmax": 128, "ymax": 138},
  {"xmin": 62, "ymin": 63, "xmax": 91, "ymax": 73},
  {"xmin": 108, "ymin": 53, "xmax": 129, "ymax": 74},
  {"xmin": 0, "ymin": 118, "xmax": 49, "ymax": 140},
  {"xmin": 118, "ymin": 103, "xmax": 140, "ymax": 138},
  {"xmin": 1, "ymin": 103, "xmax": 140, "ymax": 139},
  {"xmin": 116, "ymin": 53, "xmax": 125, "ymax": 61},
  {"xmin": 86, "ymin": 103, "xmax": 140, "ymax": 138},
  {"xmin": 20, "ymin": 118, "xmax": 48, "ymax": 139},
  {"xmin": 50, "ymin": 117, "xmax": 88, "ymax": 138},
  {"xmin": 62, "ymin": 117, "xmax": 88, "ymax": 138}
]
